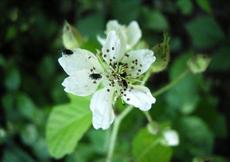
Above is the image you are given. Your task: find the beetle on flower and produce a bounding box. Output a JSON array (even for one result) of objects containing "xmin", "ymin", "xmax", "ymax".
[{"xmin": 58, "ymin": 21, "xmax": 156, "ymax": 130}]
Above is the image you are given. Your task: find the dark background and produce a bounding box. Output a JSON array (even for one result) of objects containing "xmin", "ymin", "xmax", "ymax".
[{"xmin": 0, "ymin": 0, "xmax": 230, "ymax": 162}]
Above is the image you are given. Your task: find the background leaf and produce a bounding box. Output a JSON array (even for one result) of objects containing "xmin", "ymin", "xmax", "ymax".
[
  {"xmin": 195, "ymin": 0, "xmax": 212, "ymax": 14},
  {"xmin": 132, "ymin": 128, "xmax": 173, "ymax": 162},
  {"xmin": 46, "ymin": 96, "xmax": 92, "ymax": 158},
  {"xmin": 186, "ymin": 16, "xmax": 225, "ymax": 49}
]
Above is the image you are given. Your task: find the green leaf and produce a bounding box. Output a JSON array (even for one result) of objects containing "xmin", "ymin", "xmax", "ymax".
[
  {"xmin": 209, "ymin": 46, "xmax": 230, "ymax": 71},
  {"xmin": 132, "ymin": 128, "xmax": 172, "ymax": 162},
  {"xmin": 166, "ymin": 52, "xmax": 200, "ymax": 114},
  {"xmin": 2, "ymin": 146, "xmax": 35, "ymax": 162},
  {"xmin": 88, "ymin": 129, "xmax": 110, "ymax": 154},
  {"xmin": 46, "ymin": 96, "xmax": 92, "ymax": 158},
  {"xmin": 176, "ymin": 0, "xmax": 193, "ymax": 15},
  {"xmin": 152, "ymin": 33, "xmax": 170, "ymax": 73},
  {"xmin": 77, "ymin": 12, "xmax": 105, "ymax": 39},
  {"xmin": 195, "ymin": 96, "xmax": 227, "ymax": 138},
  {"xmin": 110, "ymin": 0, "xmax": 140, "ymax": 23},
  {"xmin": 62, "ymin": 21, "xmax": 83, "ymax": 50},
  {"xmin": 142, "ymin": 8, "xmax": 169, "ymax": 31},
  {"xmin": 4, "ymin": 67, "xmax": 21, "ymax": 91},
  {"xmin": 187, "ymin": 54, "xmax": 211, "ymax": 74},
  {"xmin": 175, "ymin": 116, "xmax": 214, "ymax": 159},
  {"xmin": 16, "ymin": 93, "xmax": 37, "ymax": 120},
  {"xmin": 193, "ymin": 156, "xmax": 228, "ymax": 162},
  {"xmin": 195, "ymin": 0, "xmax": 212, "ymax": 14},
  {"xmin": 186, "ymin": 16, "xmax": 225, "ymax": 49}
]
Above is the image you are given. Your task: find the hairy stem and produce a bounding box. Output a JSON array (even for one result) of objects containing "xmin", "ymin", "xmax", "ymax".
[{"xmin": 106, "ymin": 69, "xmax": 189, "ymax": 161}]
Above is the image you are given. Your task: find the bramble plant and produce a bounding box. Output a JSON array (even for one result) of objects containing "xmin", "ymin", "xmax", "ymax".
[{"xmin": 46, "ymin": 20, "xmax": 210, "ymax": 162}]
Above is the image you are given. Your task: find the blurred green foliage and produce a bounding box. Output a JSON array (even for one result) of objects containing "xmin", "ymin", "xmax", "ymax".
[{"xmin": 0, "ymin": 0, "xmax": 229, "ymax": 162}]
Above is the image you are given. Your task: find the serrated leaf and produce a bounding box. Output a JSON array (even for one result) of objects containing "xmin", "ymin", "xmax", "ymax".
[
  {"xmin": 132, "ymin": 128, "xmax": 172, "ymax": 162},
  {"xmin": 151, "ymin": 33, "xmax": 170, "ymax": 73},
  {"xmin": 62, "ymin": 21, "xmax": 83, "ymax": 50},
  {"xmin": 46, "ymin": 96, "xmax": 92, "ymax": 158}
]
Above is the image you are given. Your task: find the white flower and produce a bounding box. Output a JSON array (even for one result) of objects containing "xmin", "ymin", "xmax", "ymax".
[
  {"xmin": 58, "ymin": 30, "xmax": 156, "ymax": 130},
  {"xmin": 162, "ymin": 130, "xmax": 179, "ymax": 146},
  {"xmin": 97, "ymin": 20, "xmax": 142, "ymax": 50}
]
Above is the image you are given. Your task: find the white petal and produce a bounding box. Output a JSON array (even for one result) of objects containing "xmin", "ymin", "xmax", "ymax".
[
  {"xmin": 97, "ymin": 35, "xmax": 106, "ymax": 46},
  {"xmin": 163, "ymin": 130, "xmax": 179, "ymax": 146},
  {"xmin": 126, "ymin": 21, "xmax": 142, "ymax": 49},
  {"xmin": 122, "ymin": 85, "xmax": 156, "ymax": 111},
  {"xmin": 106, "ymin": 20, "xmax": 121, "ymax": 32},
  {"xmin": 106, "ymin": 20, "xmax": 128, "ymax": 50},
  {"xmin": 90, "ymin": 88, "xmax": 115, "ymax": 130},
  {"xmin": 122, "ymin": 49, "xmax": 155, "ymax": 77},
  {"xmin": 101, "ymin": 31, "xmax": 125, "ymax": 64},
  {"xmin": 62, "ymin": 70, "xmax": 102, "ymax": 96},
  {"xmin": 58, "ymin": 48, "xmax": 103, "ymax": 76}
]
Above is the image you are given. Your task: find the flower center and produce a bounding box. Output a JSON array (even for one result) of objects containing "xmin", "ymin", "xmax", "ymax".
[{"xmin": 105, "ymin": 61, "xmax": 131, "ymax": 95}]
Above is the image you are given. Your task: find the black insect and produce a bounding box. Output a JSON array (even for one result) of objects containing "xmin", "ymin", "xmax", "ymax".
[
  {"xmin": 121, "ymin": 79, "xmax": 128, "ymax": 90},
  {"xmin": 62, "ymin": 49, "xmax": 73, "ymax": 55},
  {"xmin": 89, "ymin": 73, "xmax": 102, "ymax": 80}
]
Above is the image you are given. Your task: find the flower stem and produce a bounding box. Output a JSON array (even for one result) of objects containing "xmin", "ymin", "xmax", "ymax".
[
  {"xmin": 153, "ymin": 69, "xmax": 189, "ymax": 97},
  {"xmin": 106, "ymin": 69, "xmax": 189, "ymax": 161},
  {"xmin": 144, "ymin": 111, "xmax": 153, "ymax": 123}
]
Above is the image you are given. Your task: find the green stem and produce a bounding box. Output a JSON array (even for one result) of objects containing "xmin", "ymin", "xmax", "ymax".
[
  {"xmin": 106, "ymin": 69, "xmax": 189, "ymax": 161},
  {"xmin": 153, "ymin": 69, "xmax": 189, "ymax": 97},
  {"xmin": 144, "ymin": 111, "xmax": 153, "ymax": 123}
]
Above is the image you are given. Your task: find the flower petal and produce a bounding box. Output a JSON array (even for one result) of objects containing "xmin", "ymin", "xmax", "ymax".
[
  {"xmin": 58, "ymin": 48, "xmax": 103, "ymax": 75},
  {"xmin": 126, "ymin": 21, "xmax": 142, "ymax": 49},
  {"xmin": 122, "ymin": 85, "xmax": 156, "ymax": 111},
  {"xmin": 102, "ymin": 31, "xmax": 125, "ymax": 64},
  {"xmin": 106, "ymin": 20, "xmax": 121, "ymax": 32},
  {"xmin": 62, "ymin": 70, "xmax": 102, "ymax": 96},
  {"xmin": 90, "ymin": 88, "xmax": 115, "ymax": 129},
  {"xmin": 122, "ymin": 49, "xmax": 155, "ymax": 77}
]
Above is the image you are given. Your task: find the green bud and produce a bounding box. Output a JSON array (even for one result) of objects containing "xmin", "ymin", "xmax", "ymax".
[
  {"xmin": 187, "ymin": 54, "xmax": 211, "ymax": 74},
  {"xmin": 62, "ymin": 21, "xmax": 83, "ymax": 50},
  {"xmin": 151, "ymin": 33, "xmax": 170, "ymax": 73},
  {"xmin": 147, "ymin": 121, "xmax": 159, "ymax": 135}
]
